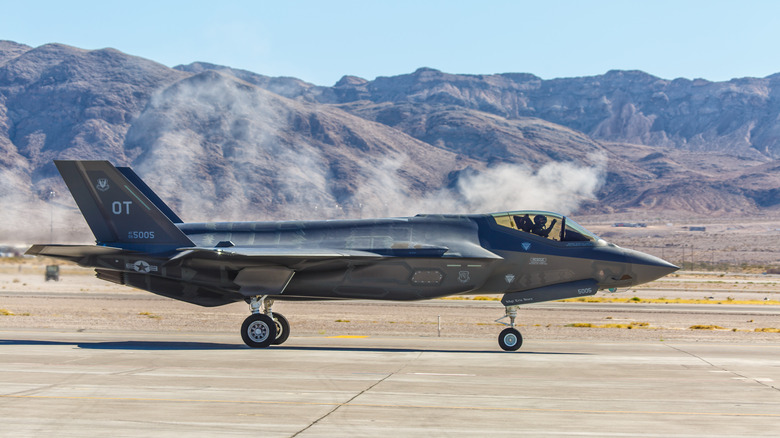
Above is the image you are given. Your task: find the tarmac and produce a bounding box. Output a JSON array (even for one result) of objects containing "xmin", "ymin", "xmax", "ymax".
[{"xmin": 1, "ymin": 329, "xmax": 779, "ymax": 437}]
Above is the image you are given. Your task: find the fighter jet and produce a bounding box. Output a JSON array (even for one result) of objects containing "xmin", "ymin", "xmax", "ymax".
[{"xmin": 27, "ymin": 161, "xmax": 678, "ymax": 351}]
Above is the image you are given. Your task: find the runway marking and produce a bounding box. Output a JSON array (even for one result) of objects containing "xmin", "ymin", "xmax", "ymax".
[
  {"xmin": 326, "ymin": 335, "xmax": 368, "ymax": 338},
  {"xmin": 733, "ymin": 377, "xmax": 774, "ymax": 382},
  {"xmin": 409, "ymin": 373, "xmax": 475, "ymax": 377},
  {"xmin": 2, "ymin": 394, "xmax": 779, "ymax": 418}
]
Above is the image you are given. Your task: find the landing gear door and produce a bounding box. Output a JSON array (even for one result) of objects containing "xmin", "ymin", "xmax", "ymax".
[
  {"xmin": 234, "ymin": 266, "xmax": 295, "ymax": 296},
  {"xmin": 501, "ymin": 279, "xmax": 598, "ymax": 306}
]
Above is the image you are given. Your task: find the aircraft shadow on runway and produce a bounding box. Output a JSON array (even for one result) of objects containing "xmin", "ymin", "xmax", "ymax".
[
  {"xmin": 0, "ymin": 339, "xmax": 242, "ymax": 350},
  {"xmin": 275, "ymin": 346, "xmax": 588, "ymax": 355},
  {"xmin": 0, "ymin": 339, "xmax": 588, "ymax": 355}
]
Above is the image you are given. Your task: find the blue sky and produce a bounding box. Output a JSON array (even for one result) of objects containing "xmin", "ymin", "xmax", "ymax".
[{"xmin": 3, "ymin": 0, "xmax": 780, "ymax": 86}]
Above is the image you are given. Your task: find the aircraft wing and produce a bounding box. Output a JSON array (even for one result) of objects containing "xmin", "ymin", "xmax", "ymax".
[
  {"xmin": 170, "ymin": 242, "xmax": 502, "ymax": 264},
  {"xmin": 167, "ymin": 244, "xmax": 501, "ymax": 297}
]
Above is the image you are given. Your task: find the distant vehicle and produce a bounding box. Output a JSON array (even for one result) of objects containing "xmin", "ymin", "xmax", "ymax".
[
  {"xmin": 0, "ymin": 246, "xmax": 22, "ymax": 257},
  {"xmin": 612, "ymin": 222, "xmax": 647, "ymax": 228},
  {"xmin": 45, "ymin": 265, "xmax": 59, "ymax": 281},
  {"xmin": 27, "ymin": 161, "xmax": 678, "ymax": 351}
]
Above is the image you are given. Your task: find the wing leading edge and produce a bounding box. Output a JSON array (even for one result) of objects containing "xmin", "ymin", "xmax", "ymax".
[{"xmin": 169, "ymin": 240, "xmax": 502, "ymax": 264}]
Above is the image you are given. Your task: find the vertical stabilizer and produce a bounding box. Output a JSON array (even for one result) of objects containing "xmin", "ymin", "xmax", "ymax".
[
  {"xmin": 117, "ymin": 166, "xmax": 183, "ymax": 223},
  {"xmin": 55, "ymin": 160, "xmax": 194, "ymax": 253}
]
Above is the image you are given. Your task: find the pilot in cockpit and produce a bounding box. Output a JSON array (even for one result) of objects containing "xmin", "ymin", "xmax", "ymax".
[
  {"xmin": 513, "ymin": 214, "xmax": 534, "ymax": 233},
  {"xmin": 531, "ymin": 215, "xmax": 557, "ymax": 238}
]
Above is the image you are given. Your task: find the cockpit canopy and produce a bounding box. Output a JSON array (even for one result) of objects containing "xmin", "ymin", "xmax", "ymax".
[{"xmin": 492, "ymin": 211, "xmax": 600, "ymax": 243}]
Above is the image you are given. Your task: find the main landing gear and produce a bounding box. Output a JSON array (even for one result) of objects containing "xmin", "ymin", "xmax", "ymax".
[
  {"xmin": 496, "ymin": 305, "xmax": 523, "ymax": 351},
  {"xmin": 241, "ymin": 296, "xmax": 290, "ymax": 348}
]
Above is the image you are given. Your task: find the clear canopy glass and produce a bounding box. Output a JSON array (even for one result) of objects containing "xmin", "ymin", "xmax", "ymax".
[{"xmin": 492, "ymin": 211, "xmax": 599, "ymax": 243}]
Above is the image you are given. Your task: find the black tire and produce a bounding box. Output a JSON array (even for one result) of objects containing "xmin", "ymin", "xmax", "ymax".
[
  {"xmin": 272, "ymin": 313, "xmax": 290, "ymax": 345},
  {"xmin": 241, "ymin": 314, "xmax": 276, "ymax": 348},
  {"xmin": 498, "ymin": 327, "xmax": 523, "ymax": 351}
]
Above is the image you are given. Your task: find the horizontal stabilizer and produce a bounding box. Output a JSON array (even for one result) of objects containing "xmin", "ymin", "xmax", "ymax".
[{"xmin": 26, "ymin": 244, "xmax": 130, "ymax": 258}]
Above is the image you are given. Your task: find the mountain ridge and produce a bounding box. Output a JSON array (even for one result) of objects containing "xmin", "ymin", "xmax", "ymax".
[{"xmin": 1, "ymin": 41, "xmax": 779, "ymax": 242}]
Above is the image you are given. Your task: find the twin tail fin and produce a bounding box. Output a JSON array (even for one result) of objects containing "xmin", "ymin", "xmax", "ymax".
[{"xmin": 54, "ymin": 160, "xmax": 193, "ymax": 253}]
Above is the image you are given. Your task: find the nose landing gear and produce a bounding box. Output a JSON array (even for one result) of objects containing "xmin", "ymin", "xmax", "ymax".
[{"xmin": 496, "ymin": 305, "xmax": 523, "ymax": 351}]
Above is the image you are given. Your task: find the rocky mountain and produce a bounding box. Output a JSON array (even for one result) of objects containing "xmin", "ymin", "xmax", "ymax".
[
  {"xmin": 1, "ymin": 40, "xmax": 779, "ymax": 242},
  {"xmin": 321, "ymin": 68, "xmax": 780, "ymax": 159}
]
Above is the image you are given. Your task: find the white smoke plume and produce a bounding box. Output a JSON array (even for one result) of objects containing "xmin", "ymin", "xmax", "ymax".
[
  {"xmin": 453, "ymin": 156, "xmax": 607, "ymax": 215},
  {"xmin": 123, "ymin": 71, "xmax": 610, "ymax": 224},
  {"xmin": 0, "ymin": 162, "xmax": 93, "ymax": 246},
  {"xmin": 352, "ymin": 153, "xmax": 607, "ymax": 218}
]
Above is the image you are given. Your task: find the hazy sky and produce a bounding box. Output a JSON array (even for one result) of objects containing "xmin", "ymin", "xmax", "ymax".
[{"xmin": 3, "ymin": 0, "xmax": 780, "ymax": 86}]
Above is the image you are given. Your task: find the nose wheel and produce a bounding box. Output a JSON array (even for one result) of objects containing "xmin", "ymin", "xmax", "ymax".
[
  {"xmin": 496, "ymin": 305, "xmax": 523, "ymax": 351},
  {"xmin": 498, "ymin": 327, "xmax": 522, "ymax": 351}
]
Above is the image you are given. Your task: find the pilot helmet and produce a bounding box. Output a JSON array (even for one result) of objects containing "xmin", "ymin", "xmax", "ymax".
[{"xmin": 534, "ymin": 215, "xmax": 547, "ymax": 225}]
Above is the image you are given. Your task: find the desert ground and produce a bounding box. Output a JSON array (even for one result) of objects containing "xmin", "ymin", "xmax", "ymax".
[
  {"xmin": 1, "ymin": 260, "xmax": 778, "ymax": 346},
  {"xmin": 582, "ymin": 214, "xmax": 780, "ymax": 269},
  {"xmin": 1, "ymin": 215, "xmax": 779, "ymax": 345}
]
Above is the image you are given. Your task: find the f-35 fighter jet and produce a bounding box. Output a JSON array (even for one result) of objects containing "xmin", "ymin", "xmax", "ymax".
[{"xmin": 27, "ymin": 161, "xmax": 678, "ymax": 351}]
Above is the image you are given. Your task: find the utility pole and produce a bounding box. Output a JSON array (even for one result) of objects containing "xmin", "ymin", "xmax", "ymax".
[{"xmin": 48, "ymin": 190, "xmax": 56, "ymax": 242}]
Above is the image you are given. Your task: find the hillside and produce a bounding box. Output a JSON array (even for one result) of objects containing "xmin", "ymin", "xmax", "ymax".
[{"xmin": 1, "ymin": 41, "xmax": 779, "ymax": 242}]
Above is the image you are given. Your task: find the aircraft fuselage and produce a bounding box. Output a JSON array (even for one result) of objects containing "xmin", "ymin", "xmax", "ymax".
[{"xmin": 83, "ymin": 213, "xmax": 669, "ymax": 307}]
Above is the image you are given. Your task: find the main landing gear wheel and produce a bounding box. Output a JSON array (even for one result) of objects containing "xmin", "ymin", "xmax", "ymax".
[
  {"xmin": 498, "ymin": 327, "xmax": 522, "ymax": 351},
  {"xmin": 241, "ymin": 314, "xmax": 277, "ymax": 348},
  {"xmin": 272, "ymin": 313, "xmax": 290, "ymax": 345}
]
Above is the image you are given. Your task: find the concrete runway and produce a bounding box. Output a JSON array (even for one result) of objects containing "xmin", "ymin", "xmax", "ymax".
[{"xmin": 1, "ymin": 329, "xmax": 779, "ymax": 437}]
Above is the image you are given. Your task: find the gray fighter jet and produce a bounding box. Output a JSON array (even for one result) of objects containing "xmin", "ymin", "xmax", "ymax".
[{"xmin": 27, "ymin": 161, "xmax": 678, "ymax": 351}]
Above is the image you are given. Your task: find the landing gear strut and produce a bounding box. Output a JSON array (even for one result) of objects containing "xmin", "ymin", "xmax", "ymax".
[
  {"xmin": 241, "ymin": 296, "xmax": 290, "ymax": 348},
  {"xmin": 496, "ymin": 305, "xmax": 523, "ymax": 351}
]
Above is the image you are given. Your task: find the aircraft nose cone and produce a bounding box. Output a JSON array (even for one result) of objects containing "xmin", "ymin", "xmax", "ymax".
[{"xmin": 623, "ymin": 248, "xmax": 679, "ymax": 286}]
